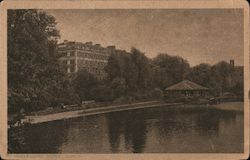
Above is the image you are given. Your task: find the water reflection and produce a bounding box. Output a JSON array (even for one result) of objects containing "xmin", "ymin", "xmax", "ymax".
[
  {"xmin": 107, "ymin": 112, "xmax": 147, "ymax": 153},
  {"xmin": 8, "ymin": 104, "xmax": 244, "ymax": 153},
  {"xmin": 8, "ymin": 120, "xmax": 70, "ymax": 153}
]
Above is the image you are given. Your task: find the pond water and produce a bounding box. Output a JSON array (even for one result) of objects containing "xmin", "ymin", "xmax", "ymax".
[{"xmin": 8, "ymin": 103, "xmax": 244, "ymax": 153}]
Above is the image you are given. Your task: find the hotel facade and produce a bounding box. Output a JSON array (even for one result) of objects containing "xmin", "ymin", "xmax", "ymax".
[{"xmin": 57, "ymin": 40, "xmax": 124, "ymax": 79}]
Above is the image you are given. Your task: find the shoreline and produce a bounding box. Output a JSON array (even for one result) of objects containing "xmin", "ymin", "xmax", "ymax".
[
  {"xmin": 22, "ymin": 101, "xmax": 178, "ymax": 124},
  {"xmin": 12, "ymin": 101, "xmax": 243, "ymax": 126}
]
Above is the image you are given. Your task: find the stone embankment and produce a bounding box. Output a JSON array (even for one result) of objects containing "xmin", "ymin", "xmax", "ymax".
[
  {"xmin": 20, "ymin": 101, "xmax": 243, "ymax": 125},
  {"xmin": 23, "ymin": 101, "xmax": 182, "ymax": 124}
]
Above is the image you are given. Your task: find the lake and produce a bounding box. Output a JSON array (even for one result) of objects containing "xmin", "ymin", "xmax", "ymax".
[{"xmin": 8, "ymin": 103, "xmax": 244, "ymax": 153}]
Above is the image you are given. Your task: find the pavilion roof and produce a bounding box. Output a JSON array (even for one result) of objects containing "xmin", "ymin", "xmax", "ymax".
[{"xmin": 165, "ymin": 80, "xmax": 209, "ymax": 91}]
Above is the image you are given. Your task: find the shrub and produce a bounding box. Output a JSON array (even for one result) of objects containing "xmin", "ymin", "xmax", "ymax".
[
  {"xmin": 90, "ymin": 85, "xmax": 114, "ymax": 102},
  {"xmin": 150, "ymin": 88, "xmax": 163, "ymax": 99},
  {"xmin": 113, "ymin": 96, "xmax": 128, "ymax": 103}
]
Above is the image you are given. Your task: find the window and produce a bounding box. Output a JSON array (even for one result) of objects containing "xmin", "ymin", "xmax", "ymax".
[
  {"xmin": 70, "ymin": 51, "xmax": 75, "ymax": 56},
  {"xmin": 70, "ymin": 66, "xmax": 75, "ymax": 72},
  {"xmin": 61, "ymin": 52, "xmax": 67, "ymax": 57},
  {"xmin": 78, "ymin": 60, "xmax": 82, "ymax": 65},
  {"xmin": 70, "ymin": 60, "xmax": 75, "ymax": 65}
]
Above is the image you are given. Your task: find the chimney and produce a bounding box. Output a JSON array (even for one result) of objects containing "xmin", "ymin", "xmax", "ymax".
[{"xmin": 230, "ymin": 59, "xmax": 234, "ymax": 68}]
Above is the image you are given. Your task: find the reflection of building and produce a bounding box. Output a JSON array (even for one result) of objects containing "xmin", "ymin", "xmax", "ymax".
[
  {"xmin": 57, "ymin": 40, "xmax": 120, "ymax": 79},
  {"xmin": 164, "ymin": 80, "xmax": 209, "ymax": 98}
]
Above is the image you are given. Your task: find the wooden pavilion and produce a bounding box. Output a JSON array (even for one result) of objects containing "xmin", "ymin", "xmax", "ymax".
[{"xmin": 164, "ymin": 80, "xmax": 209, "ymax": 99}]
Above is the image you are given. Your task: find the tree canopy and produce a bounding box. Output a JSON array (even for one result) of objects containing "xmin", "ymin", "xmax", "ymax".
[
  {"xmin": 152, "ymin": 54, "xmax": 190, "ymax": 89},
  {"xmin": 8, "ymin": 10, "xmax": 70, "ymax": 113}
]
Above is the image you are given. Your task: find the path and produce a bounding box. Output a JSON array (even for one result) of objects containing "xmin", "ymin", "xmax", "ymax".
[{"xmin": 23, "ymin": 101, "xmax": 182, "ymax": 124}]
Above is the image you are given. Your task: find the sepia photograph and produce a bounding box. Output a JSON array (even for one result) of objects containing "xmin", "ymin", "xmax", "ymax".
[{"xmin": 0, "ymin": 0, "xmax": 249, "ymax": 159}]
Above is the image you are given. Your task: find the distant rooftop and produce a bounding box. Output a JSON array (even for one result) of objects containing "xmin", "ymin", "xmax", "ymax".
[
  {"xmin": 59, "ymin": 40, "xmax": 116, "ymax": 49},
  {"xmin": 58, "ymin": 40, "xmax": 130, "ymax": 53},
  {"xmin": 165, "ymin": 80, "xmax": 209, "ymax": 91}
]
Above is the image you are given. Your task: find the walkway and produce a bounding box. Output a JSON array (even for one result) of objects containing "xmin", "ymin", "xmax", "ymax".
[{"xmin": 23, "ymin": 101, "xmax": 182, "ymax": 124}]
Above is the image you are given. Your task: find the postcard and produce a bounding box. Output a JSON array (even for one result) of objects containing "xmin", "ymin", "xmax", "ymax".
[{"xmin": 0, "ymin": 0, "xmax": 249, "ymax": 159}]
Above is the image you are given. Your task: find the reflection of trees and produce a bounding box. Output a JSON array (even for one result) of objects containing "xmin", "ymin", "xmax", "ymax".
[
  {"xmin": 157, "ymin": 108, "xmax": 190, "ymax": 138},
  {"xmin": 107, "ymin": 111, "xmax": 147, "ymax": 153},
  {"xmin": 9, "ymin": 120, "xmax": 70, "ymax": 153},
  {"xmin": 8, "ymin": 127, "xmax": 27, "ymax": 153},
  {"xmin": 196, "ymin": 109, "xmax": 236, "ymax": 136},
  {"xmin": 107, "ymin": 113, "xmax": 123, "ymax": 153},
  {"xmin": 196, "ymin": 109, "xmax": 220, "ymax": 135},
  {"xmin": 124, "ymin": 117, "xmax": 147, "ymax": 153},
  {"xmin": 156, "ymin": 108, "xmax": 237, "ymax": 139},
  {"xmin": 157, "ymin": 108, "xmax": 221, "ymax": 137}
]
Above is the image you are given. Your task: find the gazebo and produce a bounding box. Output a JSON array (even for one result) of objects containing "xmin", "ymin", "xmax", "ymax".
[{"xmin": 164, "ymin": 80, "xmax": 209, "ymax": 98}]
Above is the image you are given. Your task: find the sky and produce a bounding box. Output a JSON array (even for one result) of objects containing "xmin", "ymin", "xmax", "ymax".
[{"xmin": 45, "ymin": 9, "xmax": 244, "ymax": 66}]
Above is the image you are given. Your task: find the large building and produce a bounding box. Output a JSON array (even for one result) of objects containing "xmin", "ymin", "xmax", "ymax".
[{"xmin": 57, "ymin": 40, "xmax": 123, "ymax": 79}]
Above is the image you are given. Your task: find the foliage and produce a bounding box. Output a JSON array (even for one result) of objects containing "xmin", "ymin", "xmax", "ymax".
[
  {"xmin": 150, "ymin": 88, "xmax": 163, "ymax": 99},
  {"xmin": 113, "ymin": 96, "xmax": 131, "ymax": 103},
  {"xmin": 7, "ymin": 10, "xmax": 69, "ymax": 113},
  {"xmin": 185, "ymin": 61, "xmax": 243, "ymax": 97},
  {"xmin": 90, "ymin": 85, "xmax": 114, "ymax": 102},
  {"xmin": 185, "ymin": 63, "xmax": 212, "ymax": 87},
  {"xmin": 130, "ymin": 48, "xmax": 151, "ymax": 90},
  {"xmin": 105, "ymin": 51, "xmax": 139, "ymax": 91},
  {"xmin": 152, "ymin": 54, "xmax": 190, "ymax": 90},
  {"xmin": 73, "ymin": 69, "xmax": 98, "ymax": 101},
  {"xmin": 212, "ymin": 61, "xmax": 243, "ymax": 96},
  {"xmin": 110, "ymin": 77, "xmax": 128, "ymax": 99},
  {"xmin": 105, "ymin": 48, "xmax": 154, "ymax": 100}
]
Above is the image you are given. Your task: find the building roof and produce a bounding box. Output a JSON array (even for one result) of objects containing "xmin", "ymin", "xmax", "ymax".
[{"xmin": 165, "ymin": 80, "xmax": 209, "ymax": 91}]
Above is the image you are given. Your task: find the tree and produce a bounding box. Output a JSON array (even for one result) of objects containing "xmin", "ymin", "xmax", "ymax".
[
  {"xmin": 185, "ymin": 63, "xmax": 212, "ymax": 87},
  {"xmin": 149, "ymin": 88, "xmax": 163, "ymax": 99},
  {"xmin": 105, "ymin": 53, "xmax": 121, "ymax": 80},
  {"xmin": 121, "ymin": 53, "xmax": 139, "ymax": 91},
  {"xmin": 186, "ymin": 61, "xmax": 243, "ymax": 97},
  {"xmin": 105, "ymin": 47, "xmax": 152, "ymax": 94},
  {"xmin": 210, "ymin": 61, "xmax": 235, "ymax": 95},
  {"xmin": 130, "ymin": 47, "xmax": 151, "ymax": 91},
  {"xmin": 152, "ymin": 54, "xmax": 190, "ymax": 89},
  {"xmin": 73, "ymin": 69, "xmax": 98, "ymax": 101},
  {"xmin": 7, "ymin": 9, "xmax": 64, "ymax": 112},
  {"xmin": 105, "ymin": 51, "xmax": 139, "ymax": 92},
  {"xmin": 90, "ymin": 85, "xmax": 114, "ymax": 102},
  {"xmin": 110, "ymin": 77, "xmax": 128, "ymax": 99}
]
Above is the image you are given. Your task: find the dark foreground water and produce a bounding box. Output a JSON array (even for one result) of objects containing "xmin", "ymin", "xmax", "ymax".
[{"xmin": 8, "ymin": 103, "xmax": 244, "ymax": 153}]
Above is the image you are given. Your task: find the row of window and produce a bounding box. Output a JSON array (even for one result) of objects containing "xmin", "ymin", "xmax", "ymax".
[
  {"xmin": 78, "ymin": 60, "xmax": 106, "ymax": 67},
  {"xmin": 70, "ymin": 46, "xmax": 112, "ymax": 54},
  {"xmin": 61, "ymin": 51, "xmax": 75, "ymax": 57},
  {"xmin": 63, "ymin": 60, "xmax": 76, "ymax": 65},
  {"xmin": 60, "ymin": 50, "xmax": 109, "ymax": 60},
  {"xmin": 68, "ymin": 66, "xmax": 75, "ymax": 73},
  {"xmin": 62, "ymin": 59, "xmax": 106, "ymax": 68},
  {"xmin": 77, "ymin": 51, "xmax": 109, "ymax": 60}
]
